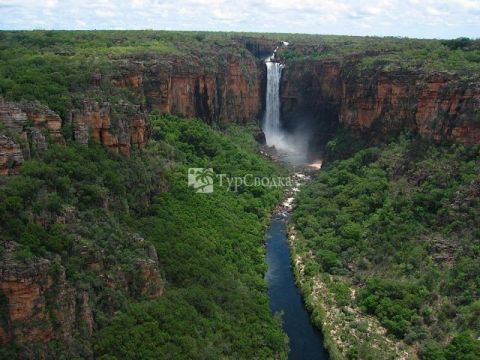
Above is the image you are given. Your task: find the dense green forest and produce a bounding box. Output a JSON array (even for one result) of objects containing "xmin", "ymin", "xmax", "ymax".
[
  {"xmin": 0, "ymin": 115, "xmax": 288, "ymax": 359},
  {"xmin": 292, "ymin": 134, "xmax": 480, "ymax": 359}
]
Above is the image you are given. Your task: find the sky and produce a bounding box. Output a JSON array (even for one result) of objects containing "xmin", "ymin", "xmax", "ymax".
[{"xmin": 0, "ymin": 0, "xmax": 479, "ymax": 39}]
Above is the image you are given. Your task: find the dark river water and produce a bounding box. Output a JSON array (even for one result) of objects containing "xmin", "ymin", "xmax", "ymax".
[{"xmin": 265, "ymin": 215, "xmax": 329, "ymax": 360}]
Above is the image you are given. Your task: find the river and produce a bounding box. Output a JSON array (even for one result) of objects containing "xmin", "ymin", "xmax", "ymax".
[
  {"xmin": 265, "ymin": 215, "xmax": 329, "ymax": 360},
  {"xmin": 263, "ymin": 43, "xmax": 328, "ymax": 359}
]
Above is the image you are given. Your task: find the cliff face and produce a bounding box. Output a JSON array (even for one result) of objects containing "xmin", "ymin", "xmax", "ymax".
[
  {"xmin": 3, "ymin": 41, "xmax": 480, "ymax": 170},
  {"xmin": 0, "ymin": 136, "xmax": 23, "ymax": 176},
  {"xmin": 119, "ymin": 55, "xmax": 264, "ymax": 125},
  {"xmin": 281, "ymin": 59, "xmax": 480, "ymax": 146},
  {"xmin": 0, "ymin": 237, "xmax": 164, "ymax": 356},
  {"xmin": 22, "ymin": 102, "xmax": 65, "ymax": 145},
  {"xmin": 0, "ymin": 245, "xmax": 79, "ymax": 347},
  {"xmin": 0, "ymin": 51, "xmax": 265, "ymax": 176}
]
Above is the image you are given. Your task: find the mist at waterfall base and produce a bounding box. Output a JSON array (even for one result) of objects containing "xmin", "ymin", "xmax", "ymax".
[{"xmin": 263, "ymin": 59, "xmax": 318, "ymax": 167}]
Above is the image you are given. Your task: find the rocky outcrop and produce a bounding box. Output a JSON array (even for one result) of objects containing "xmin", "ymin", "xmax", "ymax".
[
  {"xmin": 0, "ymin": 244, "xmax": 76, "ymax": 346},
  {"xmin": 415, "ymin": 74, "xmax": 480, "ymax": 144},
  {"xmin": 0, "ymin": 96, "xmax": 151, "ymax": 173},
  {"xmin": 0, "ymin": 238, "xmax": 164, "ymax": 355},
  {"xmin": 0, "ymin": 135, "xmax": 24, "ymax": 176},
  {"xmin": 0, "ymin": 98, "xmax": 28, "ymax": 133},
  {"xmin": 0, "ymin": 98, "xmax": 28, "ymax": 175},
  {"xmin": 280, "ymin": 59, "xmax": 480, "ymax": 146},
  {"xmin": 71, "ymin": 100, "xmax": 149, "ymax": 156},
  {"xmin": 21, "ymin": 102, "xmax": 65, "ymax": 145},
  {"xmin": 0, "ymin": 98, "xmax": 68, "ymax": 175}
]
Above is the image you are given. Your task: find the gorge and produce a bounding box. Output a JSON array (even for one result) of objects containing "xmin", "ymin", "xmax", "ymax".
[{"xmin": 1, "ymin": 32, "xmax": 480, "ymax": 359}]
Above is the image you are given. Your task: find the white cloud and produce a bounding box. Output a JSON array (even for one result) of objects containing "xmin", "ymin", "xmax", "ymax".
[
  {"xmin": 94, "ymin": 8, "xmax": 117, "ymax": 18},
  {"xmin": 131, "ymin": 0, "xmax": 146, "ymax": 8},
  {"xmin": 0, "ymin": 0, "xmax": 478, "ymax": 38},
  {"xmin": 212, "ymin": 8, "xmax": 236, "ymax": 21},
  {"xmin": 452, "ymin": 0, "xmax": 480, "ymax": 10},
  {"xmin": 46, "ymin": 0, "xmax": 58, "ymax": 8}
]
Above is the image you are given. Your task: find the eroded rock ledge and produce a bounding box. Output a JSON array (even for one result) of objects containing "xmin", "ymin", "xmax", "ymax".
[{"xmin": 0, "ymin": 97, "xmax": 150, "ymax": 175}]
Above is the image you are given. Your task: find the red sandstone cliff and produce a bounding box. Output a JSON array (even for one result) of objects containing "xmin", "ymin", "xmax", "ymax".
[
  {"xmin": 116, "ymin": 54, "xmax": 264, "ymax": 124},
  {"xmin": 3, "ymin": 43, "xmax": 480, "ymax": 176},
  {"xmin": 0, "ymin": 237, "xmax": 164, "ymax": 356},
  {"xmin": 281, "ymin": 59, "xmax": 480, "ymax": 145},
  {"xmin": 0, "ymin": 244, "xmax": 80, "ymax": 348},
  {"xmin": 0, "ymin": 51, "xmax": 264, "ymax": 176},
  {"xmin": 0, "ymin": 96, "xmax": 151, "ymax": 174}
]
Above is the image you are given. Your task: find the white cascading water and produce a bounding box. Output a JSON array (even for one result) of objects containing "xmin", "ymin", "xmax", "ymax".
[
  {"xmin": 263, "ymin": 46, "xmax": 309, "ymax": 165},
  {"xmin": 263, "ymin": 58, "xmax": 285, "ymax": 146}
]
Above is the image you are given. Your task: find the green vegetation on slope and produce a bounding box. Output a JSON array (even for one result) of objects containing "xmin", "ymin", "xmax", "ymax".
[
  {"xmin": 0, "ymin": 115, "xmax": 288, "ymax": 359},
  {"xmin": 292, "ymin": 135, "xmax": 480, "ymax": 359},
  {"xmin": 94, "ymin": 115, "xmax": 288, "ymax": 359}
]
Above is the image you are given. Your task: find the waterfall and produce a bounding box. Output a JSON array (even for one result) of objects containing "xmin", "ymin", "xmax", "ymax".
[
  {"xmin": 263, "ymin": 58, "xmax": 284, "ymax": 147},
  {"xmin": 262, "ymin": 44, "xmax": 312, "ymax": 166}
]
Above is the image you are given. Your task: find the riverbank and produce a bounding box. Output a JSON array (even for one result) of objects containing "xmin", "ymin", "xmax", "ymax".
[
  {"xmin": 284, "ymin": 153, "xmax": 418, "ymax": 359},
  {"xmin": 288, "ymin": 226, "xmax": 415, "ymax": 359},
  {"xmin": 266, "ymin": 150, "xmax": 414, "ymax": 359}
]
